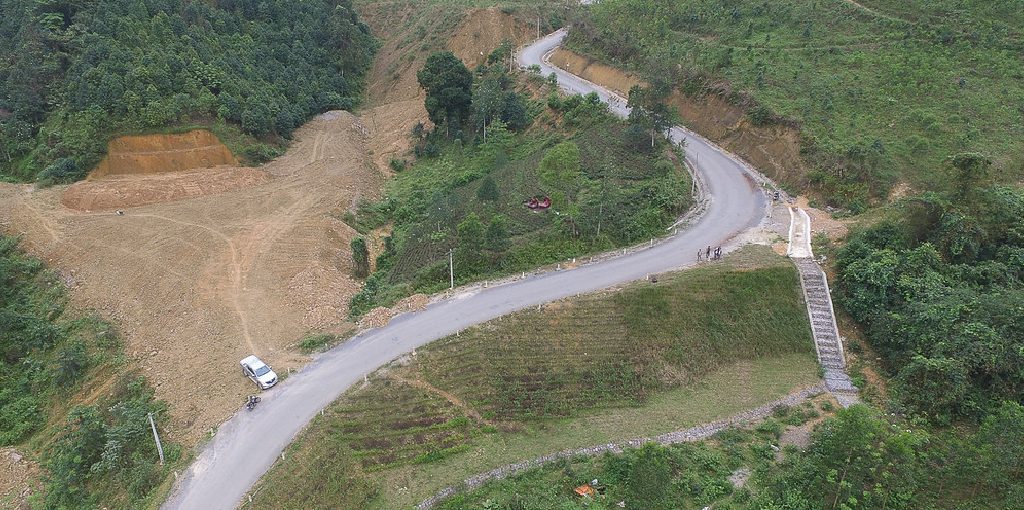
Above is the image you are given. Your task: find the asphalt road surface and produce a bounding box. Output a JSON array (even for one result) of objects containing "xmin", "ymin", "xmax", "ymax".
[{"xmin": 162, "ymin": 28, "xmax": 770, "ymax": 510}]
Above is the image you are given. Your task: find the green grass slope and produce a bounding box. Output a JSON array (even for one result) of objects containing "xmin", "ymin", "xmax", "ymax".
[
  {"xmin": 568, "ymin": 0, "xmax": 1024, "ymax": 209},
  {"xmin": 247, "ymin": 247, "xmax": 821, "ymax": 509}
]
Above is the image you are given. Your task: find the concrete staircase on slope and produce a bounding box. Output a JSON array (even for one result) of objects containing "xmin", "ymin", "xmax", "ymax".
[{"xmin": 788, "ymin": 208, "xmax": 859, "ymax": 407}]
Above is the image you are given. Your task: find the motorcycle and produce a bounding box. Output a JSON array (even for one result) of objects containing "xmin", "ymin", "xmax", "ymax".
[{"xmin": 245, "ymin": 395, "xmax": 261, "ymax": 411}]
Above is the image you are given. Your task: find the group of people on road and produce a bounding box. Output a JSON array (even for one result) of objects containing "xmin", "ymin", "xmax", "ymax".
[{"xmin": 697, "ymin": 245, "xmax": 722, "ymax": 262}]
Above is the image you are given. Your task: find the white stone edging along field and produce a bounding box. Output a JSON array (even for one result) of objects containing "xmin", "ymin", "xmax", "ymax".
[{"xmin": 415, "ymin": 383, "xmax": 827, "ymax": 510}]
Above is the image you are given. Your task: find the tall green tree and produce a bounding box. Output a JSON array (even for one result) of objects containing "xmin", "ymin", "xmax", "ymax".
[
  {"xmin": 484, "ymin": 215, "xmax": 510, "ymax": 253},
  {"xmin": 538, "ymin": 141, "xmax": 583, "ymax": 200},
  {"xmin": 627, "ymin": 85, "xmax": 673, "ymax": 149},
  {"xmin": 626, "ymin": 443, "xmax": 672, "ymax": 510},
  {"xmin": 0, "ymin": 0, "xmax": 376, "ymax": 182},
  {"xmin": 417, "ymin": 51, "xmax": 473, "ymax": 136},
  {"xmin": 477, "ymin": 175, "xmax": 499, "ymax": 202},
  {"xmin": 455, "ymin": 212, "xmax": 486, "ymax": 275}
]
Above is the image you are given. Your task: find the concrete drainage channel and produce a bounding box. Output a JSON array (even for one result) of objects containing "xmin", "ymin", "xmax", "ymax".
[{"xmin": 415, "ymin": 383, "xmax": 827, "ymax": 510}]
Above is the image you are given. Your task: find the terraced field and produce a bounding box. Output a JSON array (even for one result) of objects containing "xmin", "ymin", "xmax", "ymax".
[{"xmin": 246, "ymin": 247, "xmax": 823, "ymax": 509}]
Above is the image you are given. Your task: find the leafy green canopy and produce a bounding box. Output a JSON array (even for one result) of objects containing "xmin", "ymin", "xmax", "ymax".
[
  {"xmin": 417, "ymin": 51, "xmax": 474, "ymax": 133},
  {"xmin": 836, "ymin": 155, "xmax": 1024, "ymax": 423},
  {"xmin": 0, "ymin": 0, "xmax": 376, "ymax": 182}
]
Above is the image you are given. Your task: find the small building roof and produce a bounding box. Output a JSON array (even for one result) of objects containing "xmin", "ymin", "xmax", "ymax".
[{"xmin": 574, "ymin": 484, "xmax": 595, "ymax": 498}]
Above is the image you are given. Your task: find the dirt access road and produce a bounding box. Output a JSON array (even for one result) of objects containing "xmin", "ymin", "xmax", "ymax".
[
  {"xmin": 0, "ymin": 111, "xmax": 382, "ymax": 444},
  {"xmin": 161, "ymin": 28, "xmax": 775, "ymax": 510}
]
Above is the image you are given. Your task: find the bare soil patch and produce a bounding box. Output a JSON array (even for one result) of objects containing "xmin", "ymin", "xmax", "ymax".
[
  {"xmin": 795, "ymin": 196, "xmax": 850, "ymax": 241},
  {"xmin": 62, "ymin": 165, "xmax": 269, "ymax": 211},
  {"xmin": 448, "ymin": 8, "xmax": 532, "ymax": 68},
  {"xmin": 550, "ymin": 47, "xmax": 807, "ymax": 186},
  {"xmin": 90, "ymin": 130, "xmax": 237, "ymax": 178},
  {"xmin": 355, "ymin": 6, "xmax": 532, "ymax": 175},
  {"xmin": 0, "ymin": 0, "xmax": 543, "ymax": 458},
  {"xmin": 0, "ymin": 111, "xmax": 381, "ymax": 445},
  {"xmin": 0, "ymin": 448, "xmax": 41, "ymax": 510}
]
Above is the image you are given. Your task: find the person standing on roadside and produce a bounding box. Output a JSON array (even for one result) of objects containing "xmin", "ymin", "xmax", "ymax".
[
  {"xmin": 706, "ymin": 246, "xmax": 711, "ymax": 259},
  {"xmin": 697, "ymin": 250, "xmax": 702, "ymax": 262}
]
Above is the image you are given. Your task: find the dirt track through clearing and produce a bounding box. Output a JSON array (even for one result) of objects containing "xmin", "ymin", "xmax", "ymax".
[{"xmin": 0, "ymin": 112, "xmax": 382, "ymax": 444}]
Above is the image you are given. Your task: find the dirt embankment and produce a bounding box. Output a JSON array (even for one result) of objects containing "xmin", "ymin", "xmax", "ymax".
[
  {"xmin": 0, "ymin": 448, "xmax": 40, "ymax": 510},
  {"xmin": 549, "ymin": 48, "xmax": 807, "ymax": 186},
  {"xmin": 64, "ymin": 129, "xmax": 261, "ymax": 211},
  {"xmin": 448, "ymin": 8, "xmax": 533, "ymax": 68},
  {"xmin": 91, "ymin": 130, "xmax": 236, "ymax": 178},
  {"xmin": 355, "ymin": 6, "xmax": 533, "ymax": 175}
]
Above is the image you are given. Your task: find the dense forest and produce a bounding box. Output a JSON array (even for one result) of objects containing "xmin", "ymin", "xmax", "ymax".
[
  {"xmin": 0, "ymin": 0, "xmax": 376, "ymax": 183},
  {"xmin": 567, "ymin": 0, "xmax": 1024, "ymax": 210},
  {"xmin": 837, "ymin": 153, "xmax": 1024, "ymax": 424}
]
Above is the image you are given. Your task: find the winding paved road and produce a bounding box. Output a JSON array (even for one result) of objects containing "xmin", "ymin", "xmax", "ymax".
[{"xmin": 162, "ymin": 28, "xmax": 771, "ymax": 510}]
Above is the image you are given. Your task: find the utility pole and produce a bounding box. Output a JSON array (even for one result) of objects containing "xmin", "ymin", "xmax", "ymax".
[
  {"xmin": 148, "ymin": 413, "xmax": 165, "ymax": 465},
  {"xmin": 448, "ymin": 249, "xmax": 454, "ymax": 289}
]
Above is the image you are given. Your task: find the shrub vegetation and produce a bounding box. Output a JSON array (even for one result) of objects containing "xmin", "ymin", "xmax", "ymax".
[
  {"xmin": 567, "ymin": 0, "xmax": 1024, "ymax": 209},
  {"xmin": 0, "ymin": 235, "xmax": 177, "ymax": 508},
  {"xmin": 349, "ymin": 58, "xmax": 691, "ymax": 316},
  {"xmin": 441, "ymin": 402, "xmax": 1024, "ymax": 509},
  {"xmin": 836, "ymin": 154, "xmax": 1023, "ymax": 424}
]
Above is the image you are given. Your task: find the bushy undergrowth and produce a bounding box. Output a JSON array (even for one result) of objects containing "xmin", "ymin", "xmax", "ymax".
[
  {"xmin": 836, "ymin": 156, "xmax": 1024, "ymax": 424},
  {"xmin": 0, "ymin": 235, "xmax": 176, "ymax": 508},
  {"xmin": 0, "ymin": 0, "xmax": 376, "ymax": 182},
  {"xmin": 349, "ymin": 78, "xmax": 690, "ymax": 316},
  {"xmin": 442, "ymin": 402, "xmax": 1024, "ymax": 510},
  {"xmin": 568, "ymin": 0, "xmax": 1024, "ymax": 209}
]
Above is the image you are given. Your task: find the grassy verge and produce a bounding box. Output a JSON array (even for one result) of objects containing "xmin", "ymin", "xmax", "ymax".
[
  {"xmin": 437, "ymin": 400, "xmax": 826, "ymax": 510},
  {"xmin": 246, "ymin": 246, "xmax": 821, "ymax": 509}
]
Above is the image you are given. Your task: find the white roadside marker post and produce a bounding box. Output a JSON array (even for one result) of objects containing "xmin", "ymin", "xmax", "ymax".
[{"xmin": 148, "ymin": 413, "xmax": 164, "ymax": 465}]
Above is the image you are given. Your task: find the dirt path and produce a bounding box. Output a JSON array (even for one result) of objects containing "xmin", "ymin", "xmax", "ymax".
[
  {"xmin": 390, "ymin": 374, "xmax": 493, "ymax": 426},
  {"xmin": 0, "ymin": 111, "xmax": 381, "ymax": 444},
  {"xmin": 840, "ymin": 0, "xmax": 908, "ymax": 24}
]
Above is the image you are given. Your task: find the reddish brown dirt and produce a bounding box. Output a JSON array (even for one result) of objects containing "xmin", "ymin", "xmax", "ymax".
[
  {"xmin": 0, "ymin": 2, "xmax": 530, "ymax": 451},
  {"xmin": 0, "ymin": 111, "xmax": 381, "ymax": 444},
  {"xmin": 62, "ymin": 166, "xmax": 269, "ymax": 211},
  {"xmin": 795, "ymin": 196, "xmax": 850, "ymax": 241},
  {"xmin": 356, "ymin": 6, "xmax": 532, "ymax": 175},
  {"xmin": 448, "ymin": 8, "xmax": 532, "ymax": 68},
  {"xmin": 91, "ymin": 130, "xmax": 237, "ymax": 178},
  {"xmin": 550, "ymin": 48, "xmax": 808, "ymax": 186}
]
